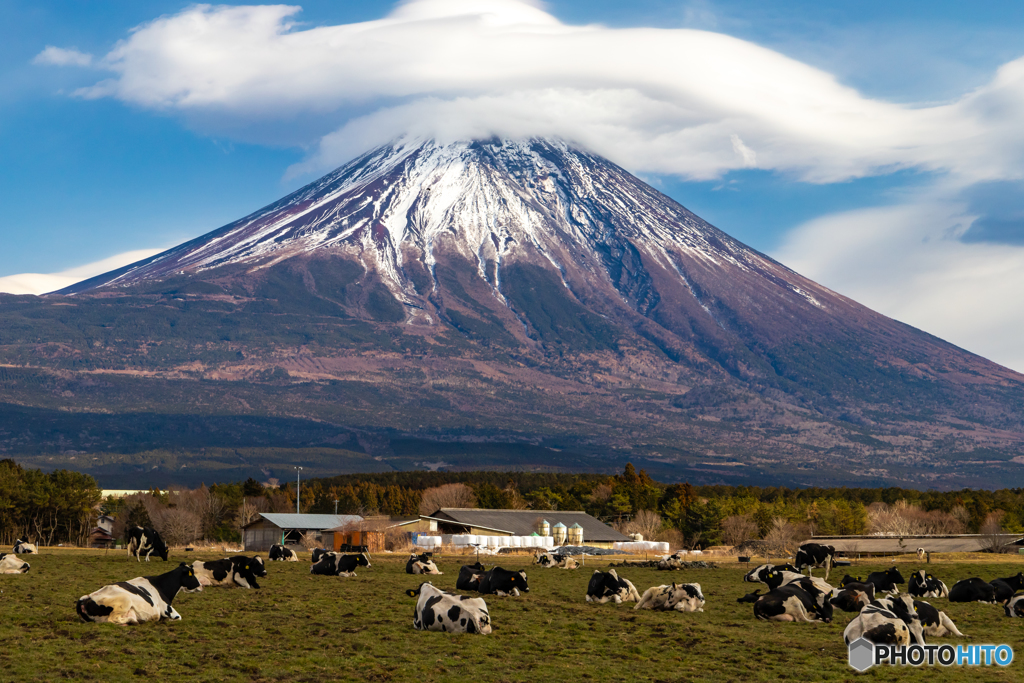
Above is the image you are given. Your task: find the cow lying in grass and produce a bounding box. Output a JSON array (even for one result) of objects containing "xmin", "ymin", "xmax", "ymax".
[
  {"xmin": 192, "ymin": 556, "xmax": 266, "ymax": 589},
  {"xmin": 914, "ymin": 598, "xmax": 964, "ymax": 638},
  {"xmin": 989, "ymin": 572, "xmax": 1024, "ymax": 604},
  {"xmin": 829, "ymin": 586, "xmax": 873, "ymax": 613},
  {"xmin": 13, "ymin": 538, "xmax": 37, "ymax": 554},
  {"xmin": 586, "ymin": 569, "xmax": 641, "ymax": 604},
  {"xmin": 476, "ymin": 567, "xmax": 528, "ymax": 597},
  {"xmin": 534, "ymin": 552, "xmax": 578, "ymax": 569},
  {"xmin": 310, "ymin": 552, "xmax": 371, "ymax": 577},
  {"xmin": 406, "ymin": 582, "xmax": 491, "ymax": 634},
  {"xmin": 840, "ymin": 567, "xmax": 904, "ymax": 594},
  {"xmin": 456, "ymin": 562, "xmax": 487, "ymax": 591},
  {"xmin": 406, "ymin": 553, "xmax": 442, "ymax": 575},
  {"xmin": 76, "ymin": 563, "xmax": 202, "ymax": 624},
  {"xmin": 0, "ymin": 553, "xmax": 30, "ymax": 574},
  {"xmin": 1004, "ymin": 594, "xmax": 1024, "ymax": 618},
  {"xmin": 741, "ymin": 583, "xmax": 832, "ymax": 623},
  {"xmin": 907, "ymin": 570, "xmax": 948, "ymax": 598},
  {"xmin": 742, "ymin": 564, "xmax": 799, "ymax": 584},
  {"xmin": 269, "ymin": 544, "xmax": 298, "ymax": 561},
  {"xmin": 843, "ymin": 595, "xmax": 923, "ymax": 645},
  {"xmin": 948, "ymin": 577, "xmax": 997, "ymax": 603},
  {"xmin": 636, "ymin": 583, "xmax": 705, "ymax": 612}
]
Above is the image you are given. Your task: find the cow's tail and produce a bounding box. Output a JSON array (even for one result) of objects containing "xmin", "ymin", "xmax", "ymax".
[
  {"xmin": 634, "ymin": 588, "xmax": 653, "ymax": 610},
  {"xmin": 940, "ymin": 612, "xmax": 965, "ymax": 637}
]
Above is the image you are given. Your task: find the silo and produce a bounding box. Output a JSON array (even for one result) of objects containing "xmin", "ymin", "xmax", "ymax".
[
  {"xmin": 568, "ymin": 523, "xmax": 583, "ymax": 545},
  {"xmin": 539, "ymin": 519, "xmax": 550, "ymax": 537},
  {"xmin": 552, "ymin": 522, "xmax": 567, "ymax": 545}
]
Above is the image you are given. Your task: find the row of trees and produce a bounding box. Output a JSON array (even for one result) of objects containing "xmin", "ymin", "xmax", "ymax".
[{"xmin": 0, "ymin": 459, "xmax": 101, "ymax": 545}]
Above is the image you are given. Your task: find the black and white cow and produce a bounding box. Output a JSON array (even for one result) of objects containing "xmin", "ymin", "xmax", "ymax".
[
  {"xmin": 989, "ymin": 572, "xmax": 1024, "ymax": 603},
  {"xmin": 311, "ymin": 548, "xmax": 330, "ymax": 564},
  {"xmin": 192, "ymin": 556, "xmax": 266, "ymax": 589},
  {"xmin": 405, "ymin": 582, "xmax": 492, "ymax": 634},
  {"xmin": 847, "ymin": 595, "xmax": 925, "ymax": 645},
  {"xmin": 746, "ymin": 584, "xmax": 833, "ymax": 623},
  {"xmin": 1004, "ymin": 594, "xmax": 1024, "ymax": 617},
  {"xmin": 76, "ymin": 563, "xmax": 202, "ymax": 624},
  {"xmin": 829, "ymin": 586, "xmax": 873, "ymax": 613},
  {"xmin": 843, "ymin": 601, "xmax": 913, "ymax": 645},
  {"xmin": 456, "ymin": 562, "xmax": 487, "ymax": 591},
  {"xmin": 742, "ymin": 563, "xmax": 799, "ymax": 584},
  {"xmin": 0, "ymin": 553, "xmax": 30, "ymax": 574},
  {"xmin": 269, "ymin": 544, "xmax": 298, "ymax": 561},
  {"xmin": 477, "ymin": 567, "xmax": 529, "ymax": 597},
  {"xmin": 126, "ymin": 527, "xmax": 168, "ymax": 562},
  {"xmin": 534, "ymin": 552, "xmax": 578, "ymax": 569},
  {"xmin": 761, "ymin": 569, "xmax": 836, "ymax": 611},
  {"xmin": 948, "ymin": 577, "xmax": 997, "ymax": 603},
  {"xmin": 585, "ymin": 569, "xmax": 641, "ymax": 604},
  {"xmin": 309, "ymin": 552, "xmax": 371, "ymax": 576},
  {"xmin": 794, "ymin": 543, "xmax": 836, "ymax": 580},
  {"xmin": 406, "ymin": 553, "xmax": 442, "ymax": 575},
  {"xmin": 13, "ymin": 537, "xmax": 37, "ymax": 554},
  {"xmin": 914, "ymin": 599, "xmax": 964, "ymax": 638},
  {"xmin": 635, "ymin": 582, "xmax": 705, "ymax": 612},
  {"xmin": 907, "ymin": 570, "xmax": 948, "ymax": 598}
]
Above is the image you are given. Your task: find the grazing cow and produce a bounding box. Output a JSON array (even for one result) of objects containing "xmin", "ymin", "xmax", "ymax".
[
  {"xmin": 477, "ymin": 567, "xmax": 529, "ymax": 597},
  {"xmin": 585, "ymin": 569, "xmax": 641, "ymax": 604},
  {"xmin": 914, "ymin": 599, "xmax": 964, "ymax": 638},
  {"xmin": 0, "ymin": 553, "xmax": 30, "ymax": 574},
  {"xmin": 310, "ymin": 552, "xmax": 371, "ymax": 577},
  {"xmin": 636, "ymin": 583, "xmax": 705, "ymax": 612},
  {"xmin": 268, "ymin": 544, "xmax": 298, "ymax": 562},
  {"xmin": 948, "ymin": 577, "xmax": 997, "ymax": 603},
  {"xmin": 749, "ymin": 584, "xmax": 833, "ymax": 623},
  {"xmin": 311, "ymin": 548, "xmax": 330, "ymax": 564},
  {"xmin": 192, "ymin": 556, "xmax": 266, "ymax": 589},
  {"xmin": 1004, "ymin": 594, "xmax": 1024, "ymax": 618},
  {"xmin": 989, "ymin": 572, "xmax": 1024, "ymax": 604},
  {"xmin": 908, "ymin": 570, "xmax": 948, "ymax": 598},
  {"xmin": 126, "ymin": 527, "xmax": 168, "ymax": 562},
  {"xmin": 13, "ymin": 538, "xmax": 37, "ymax": 554},
  {"xmin": 794, "ymin": 543, "xmax": 837, "ymax": 580},
  {"xmin": 456, "ymin": 562, "xmax": 486, "ymax": 591},
  {"xmin": 844, "ymin": 602, "xmax": 912, "ymax": 646},
  {"xmin": 742, "ymin": 564, "xmax": 798, "ymax": 584},
  {"xmin": 405, "ymin": 582, "xmax": 491, "ymax": 634},
  {"xmin": 76, "ymin": 563, "xmax": 202, "ymax": 624},
  {"xmin": 917, "ymin": 548, "xmax": 925, "ymax": 561},
  {"xmin": 830, "ymin": 587, "xmax": 873, "ymax": 613},
  {"xmin": 406, "ymin": 553, "xmax": 442, "ymax": 575}
]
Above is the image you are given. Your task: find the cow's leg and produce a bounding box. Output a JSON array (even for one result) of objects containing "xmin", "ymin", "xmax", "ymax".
[
  {"xmin": 823, "ymin": 557, "xmax": 831, "ymax": 582},
  {"xmin": 940, "ymin": 613, "xmax": 964, "ymax": 637},
  {"xmin": 771, "ymin": 614, "xmax": 797, "ymax": 622},
  {"xmin": 104, "ymin": 595, "xmax": 135, "ymax": 624}
]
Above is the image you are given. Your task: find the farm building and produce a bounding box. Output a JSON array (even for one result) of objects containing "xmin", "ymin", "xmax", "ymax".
[
  {"xmin": 242, "ymin": 513, "xmax": 362, "ymax": 552},
  {"xmin": 419, "ymin": 508, "xmax": 630, "ymax": 548},
  {"xmin": 806, "ymin": 534, "xmax": 1024, "ymax": 557},
  {"xmin": 322, "ymin": 517, "xmax": 425, "ymax": 553}
]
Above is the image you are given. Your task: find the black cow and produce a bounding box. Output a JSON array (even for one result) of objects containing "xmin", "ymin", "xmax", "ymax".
[
  {"xmin": 750, "ymin": 584, "xmax": 833, "ymax": 623},
  {"xmin": 907, "ymin": 570, "xmax": 948, "ymax": 598},
  {"xmin": 269, "ymin": 544, "xmax": 298, "ymax": 561},
  {"xmin": 126, "ymin": 527, "xmax": 168, "ymax": 562},
  {"xmin": 989, "ymin": 572, "xmax": 1024, "ymax": 603},
  {"xmin": 76, "ymin": 563, "xmax": 202, "ymax": 624},
  {"xmin": 192, "ymin": 556, "xmax": 266, "ymax": 589},
  {"xmin": 794, "ymin": 543, "xmax": 836, "ymax": 580},
  {"xmin": 311, "ymin": 548, "xmax": 330, "ymax": 564},
  {"xmin": 585, "ymin": 569, "xmax": 641, "ymax": 604},
  {"xmin": 914, "ymin": 599, "xmax": 964, "ymax": 638},
  {"xmin": 406, "ymin": 582, "xmax": 492, "ymax": 634},
  {"xmin": 830, "ymin": 586, "xmax": 873, "ymax": 612},
  {"xmin": 456, "ymin": 562, "xmax": 487, "ymax": 591},
  {"xmin": 948, "ymin": 577, "xmax": 997, "ymax": 603},
  {"xmin": 1004, "ymin": 594, "xmax": 1024, "ymax": 617},
  {"xmin": 309, "ymin": 552, "xmax": 371, "ymax": 576},
  {"xmin": 844, "ymin": 567, "xmax": 904, "ymax": 593},
  {"xmin": 477, "ymin": 567, "xmax": 529, "ymax": 597}
]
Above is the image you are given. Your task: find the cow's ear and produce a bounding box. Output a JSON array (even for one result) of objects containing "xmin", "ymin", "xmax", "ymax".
[{"xmin": 405, "ymin": 589, "xmax": 418, "ymax": 597}]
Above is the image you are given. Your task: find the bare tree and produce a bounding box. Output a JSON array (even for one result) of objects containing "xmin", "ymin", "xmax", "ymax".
[
  {"xmin": 418, "ymin": 483, "xmax": 477, "ymax": 515},
  {"xmin": 981, "ymin": 511, "xmax": 1008, "ymax": 553},
  {"xmin": 299, "ymin": 531, "xmax": 321, "ymax": 551},
  {"xmin": 623, "ymin": 509, "xmax": 663, "ymax": 540},
  {"xmin": 160, "ymin": 508, "xmax": 200, "ymax": 547},
  {"xmin": 763, "ymin": 517, "xmax": 797, "ymax": 562},
  {"xmin": 721, "ymin": 514, "xmax": 758, "ymax": 546},
  {"xmin": 238, "ymin": 496, "xmax": 269, "ymax": 532}
]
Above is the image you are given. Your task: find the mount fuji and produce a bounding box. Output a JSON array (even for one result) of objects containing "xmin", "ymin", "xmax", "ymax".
[{"xmin": 4, "ymin": 137, "xmax": 1023, "ymax": 487}]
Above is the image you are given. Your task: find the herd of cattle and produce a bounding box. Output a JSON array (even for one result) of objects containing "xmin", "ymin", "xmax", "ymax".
[{"xmin": 2, "ymin": 531, "xmax": 1023, "ymax": 643}]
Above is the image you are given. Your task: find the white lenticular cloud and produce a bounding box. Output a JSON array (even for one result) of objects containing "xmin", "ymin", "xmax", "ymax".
[
  {"xmin": 33, "ymin": 46, "xmax": 94, "ymax": 67},
  {"xmin": 0, "ymin": 249, "xmax": 164, "ymax": 296},
  {"xmin": 50, "ymin": 0, "xmax": 1024, "ymax": 182}
]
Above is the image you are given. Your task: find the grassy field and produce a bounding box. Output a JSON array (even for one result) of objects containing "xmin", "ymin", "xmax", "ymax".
[{"xmin": 0, "ymin": 549, "xmax": 1021, "ymax": 682}]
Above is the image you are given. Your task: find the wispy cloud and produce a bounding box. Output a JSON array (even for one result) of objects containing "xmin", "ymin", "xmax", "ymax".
[
  {"xmin": 33, "ymin": 45, "xmax": 94, "ymax": 67},
  {"xmin": 0, "ymin": 249, "xmax": 163, "ymax": 296}
]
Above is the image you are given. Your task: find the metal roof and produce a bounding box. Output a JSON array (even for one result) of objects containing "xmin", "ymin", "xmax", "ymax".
[
  {"xmin": 245, "ymin": 513, "xmax": 362, "ymax": 530},
  {"xmin": 807, "ymin": 534, "xmax": 1024, "ymax": 554},
  {"xmin": 425, "ymin": 508, "xmax": 630, "ymax": 542}
]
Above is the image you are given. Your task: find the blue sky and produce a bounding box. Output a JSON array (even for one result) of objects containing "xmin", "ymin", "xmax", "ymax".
[{"xmin": 3, "ymin": 1, "xmax": 1024, "ymax": 370}]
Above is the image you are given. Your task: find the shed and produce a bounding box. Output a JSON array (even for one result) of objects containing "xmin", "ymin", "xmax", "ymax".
[
  {"xmin": 242, "ymin": 513, "xmax": 362, "ymax": 552},
  {"xmin": 322, "ymin": 517, "xmax": 422, "ymax": 553},
  {"xmin": 420, "ymin": 508, "xmax": 630, "ymax": 548},
  {"xmin": 806, "ymin": 534, "xmax": 1024, "ymax": 556}
]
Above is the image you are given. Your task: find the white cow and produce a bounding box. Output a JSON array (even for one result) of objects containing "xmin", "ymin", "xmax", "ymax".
[
  {"xmin": 0, "ymin": 553, "xmax": 30, "ymax": 574},
  {"xmin": 13, "ymin": 538, "xmax": 37, "ymax": 554},
  {"xmin": 635, "ymin": 583, "xmax": 705, "ymax": 612}
]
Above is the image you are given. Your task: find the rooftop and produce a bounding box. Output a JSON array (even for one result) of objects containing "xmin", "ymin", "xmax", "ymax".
[
  {"xmin": 424, "ymin": 508, "xmax": 630, "ymax": 542},
  {"xmin": 245, "ymin": 513, "xmax": 362, "ymax": 530}
]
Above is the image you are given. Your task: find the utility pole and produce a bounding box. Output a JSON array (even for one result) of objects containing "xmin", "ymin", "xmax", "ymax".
[
  {"xmin": 294, "ymin": 466, "xmax": 303, "ymax": 513},
  {"xmin": 334, "ymin": 499, "xmax": 339, "ymax": 515}
]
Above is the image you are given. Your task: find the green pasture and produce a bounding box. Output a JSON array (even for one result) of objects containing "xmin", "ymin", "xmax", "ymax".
[{"xmin": 0, "ymin": 549, "xmax": 1021, "ymax": 682}]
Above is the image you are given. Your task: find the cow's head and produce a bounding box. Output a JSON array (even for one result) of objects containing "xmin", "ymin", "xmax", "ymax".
[
  {"xmin": 839, "ymin": 575, "xmax": 861, "ymax": 587},
  {"xmin": 358, "ymin": 552, "xmax": 371, "ymax": 568},
  {"xmin": 250, "ymin": 556, "xmax": 268, "ymax": 577},
  {"xmin": 736, "ymin": 590, "xmax": 761, "ymax": 604},
  {"xmin": 813, "ymin": 592, "xmax": 834, "ymax": 623},
  {"xmin": 179, "ymin": 563, "xmax": 203, "ymax": 593},
  {"xmin": 830, "ymin": 588, "xmax": 869, "ymax": 612},
  {"xmin": 406, "ymin": 581, "xmax": 433, "ymax": 598},
  {"xmin": 509, "ymin": 570, "xmax": 529, "ymax": 593}
]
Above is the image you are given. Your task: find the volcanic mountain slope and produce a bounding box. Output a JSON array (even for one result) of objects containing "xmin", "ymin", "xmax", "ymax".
[{"xmin": 3, "ymin": 137, "xmax": 1023, "ymax": 488}]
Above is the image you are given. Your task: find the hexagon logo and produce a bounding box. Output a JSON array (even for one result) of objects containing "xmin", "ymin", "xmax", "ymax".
[{"xmin": 848, "ymin": 637, "xmax": 875, "ymax": 672}]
